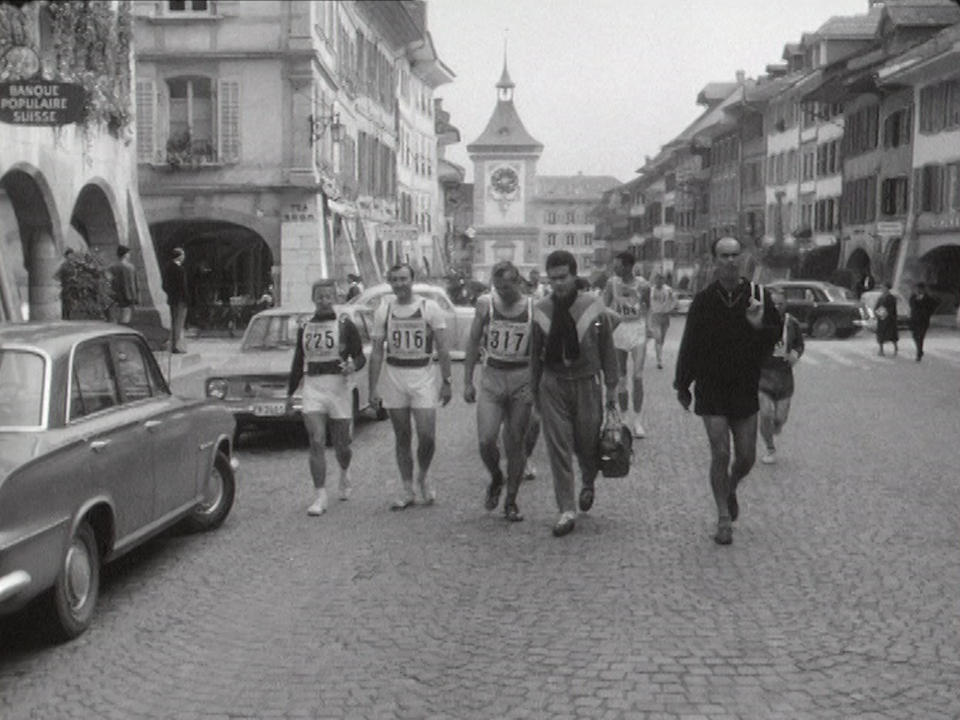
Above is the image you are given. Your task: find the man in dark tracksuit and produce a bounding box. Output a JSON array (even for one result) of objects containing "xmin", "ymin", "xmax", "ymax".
[
  {"xmin": 674, "ymin": 237, "xmax": 782, "ymax": 546},
  {"xmin": 531, "ymin": 251, "xmax": 620, "ymax": 538}
]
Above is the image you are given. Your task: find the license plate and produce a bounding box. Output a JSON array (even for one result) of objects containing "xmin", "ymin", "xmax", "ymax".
[{"xmin": 253, "ymin": 403, "xmax": 286, "ymax": 417}]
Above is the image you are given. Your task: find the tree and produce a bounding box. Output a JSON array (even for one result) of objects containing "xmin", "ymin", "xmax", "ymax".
[{"xmin": 55, "ymin": 250, "xmax": 113, "ymax": 320}]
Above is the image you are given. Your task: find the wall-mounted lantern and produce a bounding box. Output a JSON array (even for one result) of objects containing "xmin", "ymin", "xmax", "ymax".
[{"xmin": 309, "ymin": 110, "xmax": 342, "ymax": 145}]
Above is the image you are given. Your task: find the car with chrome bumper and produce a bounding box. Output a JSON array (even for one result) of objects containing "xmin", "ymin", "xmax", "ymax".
[
  {"xmin": 0, "ymin": 322, "xmax": 237, "ymax": 641},
  {"xmin": 204, "ymin": 306, "xmax": 384, "ymax": 439},
  {"xmin": 767, "ymin": 280, "xmax": 870, "ymax": 338}
]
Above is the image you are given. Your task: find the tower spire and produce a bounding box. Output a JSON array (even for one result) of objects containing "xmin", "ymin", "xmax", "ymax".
[{"xmin": 497, "ymin": 30, "xmax": 515, "ymax": 101}]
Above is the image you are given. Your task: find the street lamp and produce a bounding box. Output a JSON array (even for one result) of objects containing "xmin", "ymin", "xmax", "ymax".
[{"xmin": 309, "ymin": 111, "xmax": 342, "ymax": 145}]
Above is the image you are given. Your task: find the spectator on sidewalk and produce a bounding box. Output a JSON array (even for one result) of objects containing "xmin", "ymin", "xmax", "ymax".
[
  {"xmin": 162, "ymin": 247, "xmax": 191, "ymax": 354},
  {"xmin": 108, "ymin": 246, "xmax": 139, "ymax": 325},
  {"xmin": 908, "ymin": 282, "xmax": 940, "ymax": 362},
  {"xmin": 874, "ymin": 283, "xmax": 899, "ymax": 357}
]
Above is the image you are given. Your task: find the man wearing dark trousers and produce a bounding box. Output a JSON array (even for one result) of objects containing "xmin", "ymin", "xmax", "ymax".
[
  {"xmin": 162, "ymin": 247, "xmax": 190, "ymax": 353},
  {"xmin": 674, "ymin": 237, "xmax": 782, "ymax": 546},
  {"xmin": 531, "ymin": 251, "xmax": 619, "ymax": 538},
  {"xmin": 908, "ymin": 282, "xmax": 940, "ymax": 362}
]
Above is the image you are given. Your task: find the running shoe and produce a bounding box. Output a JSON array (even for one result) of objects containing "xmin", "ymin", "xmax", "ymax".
[
  {"xmin": 504, "ymin": 501, "xmax": 524, "ymax": 522},
  {"xmin": 552, "ymin": 511, "xmax": 577, "ymax": 537},
  {"xmin": 714, "ymin": 522, "xmax": 733, "ymax": 545},
  {"xmin": 338, "ymin": 471, "xmax": 352, "ymax": 501},
  {"xmin": 523, "ymin": 463, "xmax": 537, "ymax": 481},
  {"xmin": 390, "ymin": 484, "xmax": 416, "ymax": 511},
  {"xmin": 632, "ymin": 420, "xmax": 647, "ymax": 439},
  {"xmin": 484, "ymin": 471, "xmax": 504, "ymax": 511},
  {"xmin": 420, "ymin": 480, "xmax": 436, "ymax": 507},
  {"xmin": 761, "ymin": 451, "xmax": 776, "ymax": 465},
  {"xmin": 307, "ymin": 488, "xmax": 328, "ymax": 516}
]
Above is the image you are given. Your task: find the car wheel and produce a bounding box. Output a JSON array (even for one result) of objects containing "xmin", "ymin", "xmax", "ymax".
[
  {"xmin": 184, "ymin": 451, "xmax": 236, "ymax": 532},
  {"xmin": 41, "ymin": 520, "xmax": 100, "ymax": 641},
  {"xmin": 812, "ymin": 317, "xmax": 837, "ymax": 339}
]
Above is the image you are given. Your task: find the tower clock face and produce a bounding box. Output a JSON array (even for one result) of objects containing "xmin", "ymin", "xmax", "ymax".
[{"xmin": 490, "ymin": 166, "xmax": 519, "ymax": 196}]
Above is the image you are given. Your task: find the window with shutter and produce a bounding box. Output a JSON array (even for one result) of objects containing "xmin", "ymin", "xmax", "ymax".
[
  {"xmin": 136, "ymin": 80, "xmax": 156, "ymax": 163},
  {"xmin": 218, "ymin": 80, "xmax": 240, "ymax": 163}
]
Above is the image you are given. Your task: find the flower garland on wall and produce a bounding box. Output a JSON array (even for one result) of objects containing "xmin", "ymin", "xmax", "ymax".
[{"xmin": 38, "ymin": 0, "xmax": 133, "ymax": 140}]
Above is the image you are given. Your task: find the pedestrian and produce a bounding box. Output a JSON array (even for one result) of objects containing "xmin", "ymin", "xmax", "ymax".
[
  {"xmin": 856, "ymin": 270, "xmax": 876, "ymax": 299},
  {"xmin": 673, "ymin": 237, "xmax": 782, "ymax": 545},
  {"xmin": 908, "ymin": 282, "xmax": 940, "ymax": 362},
  {"xmin": 526, "ymin": 268, "xmax": 547, "ymax": 300},
  {"xmin": 287, "ymin": 279, "xmax": 366, "ymax": 515},
  {"xmin": 463, "ymin": 261, "xmax": 534, "ymax": 522},
  {"xmin": 874, "ymin": 283, "xmax": 899, "ymax": 357},
  {"xmin": 758, "ymin": 287, "xmax": 804, "ymax": 465},
  {"xmin": 601, "ymin": 251, "xmax": 650, "ymax": 438},
  {"xmin": 368, "ymin": 263, "xmax": 453, "ymax": 509},
  {"xmin": 161, "ymin": 247, "xmax": 190, "ymax": 353},
  {"xmin": 531, "ymin": 250, "xmax": 619, "ymax": 537},
  {"xmin": 647, "ymin": 273, "xmax": 677, "ymax": 370},
  {"xmin": 345, "ymin": 273, "xmax": 363, "ymax": 301},
  {"xmin": 108, "ymin": 245, "xmax": 139, "ymax": 325}
]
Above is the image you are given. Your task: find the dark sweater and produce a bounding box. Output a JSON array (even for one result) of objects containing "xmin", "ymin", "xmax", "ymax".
[{"xmin": 675, "ymin": 279, "xmax": 782, "ymax": 419}]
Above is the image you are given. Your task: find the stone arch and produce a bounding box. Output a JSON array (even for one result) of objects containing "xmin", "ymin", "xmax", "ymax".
[
  {"xmin": 0, "ymin": 165, "xmax": 62, "ymax": 321},
  {"xmin": 150, "ymin": 218, "xmax": 273, "ymax": 332},
  {"xmin": 71, "ymin": 181, "xmax": 122, "ymax": 261},
  {"xmin": 918, "ymin": 244, "xmax": 960, "ymax": 317},
  {"xmin": 846, "ymin": 246, "xmax": 872, "ymax": 274}
]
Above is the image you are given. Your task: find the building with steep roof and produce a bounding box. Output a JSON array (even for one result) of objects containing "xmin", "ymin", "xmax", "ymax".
[{"xmin": 466, "ymin": 59, "xmax": 544, "ymax": 281}]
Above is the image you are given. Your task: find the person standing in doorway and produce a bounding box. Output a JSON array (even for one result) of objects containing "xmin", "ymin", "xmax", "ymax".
[
  {"xmin": 674, "ymin": 237, "xmax": 782, "ymax": 545},
  {"xmin": 758, "ymin": 288, "xmax": 805, "ymax": 465},
  {"xmin": 287, "ymin": 279, "xmax": 366, "ymax": 515},
  {"xmin": 908, "ymin": 282, "xmax": 940, "ymax": 362},
  {"xmin": 531, "ymin": 250, "xmax": 619, "ymax": 538},
  {"xmin": 368, "ymin": 263, "xmax": 453, "ymax": 509},
  {"xmin": 463, "ymin": 261, "xmax": 534, "ymax": 522},
  {"xmin": 602, "ymin": 251, "xmax": 650, "ymax": 438},
  {"xmin": 109, "ymin": 245, "xmax": 139, "ymax": 324},
  {"xmin": 162, "ymin": 247, "xmax": 190, "ymax": 353},
  {"xmin": 874, "ymin": 283, "xmax": 899, "ymax": 357},
  {"xmin": 647, "ymin": 273, "xmax": 677, "ymax": 370}
]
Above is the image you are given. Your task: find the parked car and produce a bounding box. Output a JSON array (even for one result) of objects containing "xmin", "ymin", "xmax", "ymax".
[
  {"xmin": 345, "ymin": 282, "xmax": 475, "ymax": 359},
  {"xmin": 859, "ymin": 288, "xmax": 911, "ymax": 332},
  {"xmin": 0, "ymin": 322, "xmax": 237, "ymax": 641},
  {"xmin": 673, "ymin": 290, "xmax": 694, "ymax": 315},
  {"xmin": 767, "ymin": 280, "xmax": 870, "ymax": 339},
  {"xmin": 204, "ymin": 305, "xmax": 384, "ymax": 440}
]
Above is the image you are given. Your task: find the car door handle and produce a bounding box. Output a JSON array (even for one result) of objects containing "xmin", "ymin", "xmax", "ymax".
[
  {"xmin": 144, "ymin": 419, "xmax": 163, "ymax": 431},
  {"xmin": 89, "ymin": 439, "xmax": 111, "ymax": 452}
]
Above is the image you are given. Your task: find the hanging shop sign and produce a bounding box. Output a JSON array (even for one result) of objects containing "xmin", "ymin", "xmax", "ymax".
[{"xmin": 0, "ymin": 81, "xmax": 87, "ymax": 126}]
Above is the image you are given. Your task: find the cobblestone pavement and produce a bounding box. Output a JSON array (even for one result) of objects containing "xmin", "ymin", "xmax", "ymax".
[{"xmin": 2, "ymin": 322, "xmax": 959, "ymax": 720}]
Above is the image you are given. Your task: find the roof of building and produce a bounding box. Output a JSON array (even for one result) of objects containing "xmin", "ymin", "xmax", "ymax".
[
  {"xmin": 878, "ymin": 19, "xmax": 960, "ymax": 80},
  {"xmin": 814, "ymin": 6, "xmax": 883, "ymax": 38},
  {"xmin": 883, "ymin": 0, "xmax": 960, "ymax": 27},
  {"xmin": 535, "ymin": 175, "xmax": 622, "ymax": 201},
  {"xmin": 696, "ymin": 82, "xmax": 738, "ymax": 106}
]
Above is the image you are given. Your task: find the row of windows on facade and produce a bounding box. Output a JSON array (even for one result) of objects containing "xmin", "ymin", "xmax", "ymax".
[
  {"xmin": 543, "ymin": 233, "xmax": 595, "ymax": 247},
  {"xmin": 398, "ymin": 192, "xmax": 435, "ymax": 234},
  {"xmin": 544, "ymin": 210, "xmax": 588, "ymax": 224}
]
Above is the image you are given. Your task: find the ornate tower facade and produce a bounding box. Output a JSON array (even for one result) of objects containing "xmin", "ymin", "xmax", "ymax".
[{"xmin": 466, "ymin": 60, "xmax": 543, "ymax": 282}]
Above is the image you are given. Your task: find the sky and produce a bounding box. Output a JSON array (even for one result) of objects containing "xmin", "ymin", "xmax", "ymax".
[{"xmin": 427, "ymin": 0, "xmax": 871, "ymax": 185}]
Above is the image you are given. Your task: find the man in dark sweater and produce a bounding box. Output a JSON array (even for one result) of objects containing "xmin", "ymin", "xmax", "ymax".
[
  {"xmin": 287, "ymin": 279, "xmax": 366, "ymax": 515},
  {"xmin": 674, "ymin": 237, "xmax": 782, "ymax": 545},
  {"xmin": 161, "ymin": 247, "xmax": 190, "ymax": 353},
  {"xmin": 908, "ymin": 282, "xmax": 940, "ymax": 362}
]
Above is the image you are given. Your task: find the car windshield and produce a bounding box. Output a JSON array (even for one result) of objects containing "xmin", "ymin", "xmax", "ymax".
[
  {"xmin": 0, "ymin": 349, "xmax": 46, "ymax": 429},
  {"xmin": 823, "ymin": 285, "xmax": 857, "ymax": 302},
  {"xmin": 242, "ymin": 315, "xmax": 306, "ymax": 351}
]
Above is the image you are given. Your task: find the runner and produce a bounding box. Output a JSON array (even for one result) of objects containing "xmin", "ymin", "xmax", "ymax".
[
  {"xmin": 602, "ymin": 252, "xmax": 651, "ymax": 438},
  {"xmin": 463, "ymin": 261, "xmax": 533, "ymax": 522},
  {"xmin": 647, "ymin": 273, "xmax": 677, "ymax": 370},
  {"xmin": 368, "ymin": 263, "xmax": 453, "ymax": 510},
  {"xmin": 287, "ymin": 279, "xmax": 366, "ymax": 516},
  {"xmin": 758, "ymin": 288, "xmax": 805, "ymax": 465}
]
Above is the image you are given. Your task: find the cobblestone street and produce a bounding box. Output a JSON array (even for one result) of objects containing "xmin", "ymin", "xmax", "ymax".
[{"xmin": 2, "ymin": 324, "xmax": 960, "ymax": 720}]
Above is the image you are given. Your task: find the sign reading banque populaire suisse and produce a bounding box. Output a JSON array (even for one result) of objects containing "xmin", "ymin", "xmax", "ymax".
[{"xmin": 0, "ymin": 81, "xmax": 86, "ymax": 126}]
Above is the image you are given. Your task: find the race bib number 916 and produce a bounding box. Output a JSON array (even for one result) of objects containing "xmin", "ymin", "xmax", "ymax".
[{"xmin": 389, "ymin": 319, "xmax": 427, "ymax": 357}]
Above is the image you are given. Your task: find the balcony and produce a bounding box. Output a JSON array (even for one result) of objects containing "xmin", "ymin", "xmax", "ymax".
[{"xmin": 163, "ymin": 131, "xmax": 222, "ymax": 171}]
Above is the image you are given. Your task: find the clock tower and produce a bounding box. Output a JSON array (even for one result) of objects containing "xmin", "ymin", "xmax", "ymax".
[{"xmin": 466, "ymin": 57, "xmax": 543, "ymax": 282}]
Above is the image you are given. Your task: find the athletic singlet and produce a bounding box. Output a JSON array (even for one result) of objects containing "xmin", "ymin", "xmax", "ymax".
[
  {"xmin": 485, "ymin": 296, "xmax": 532, "ymax": 368},
  {"xmin": 610, "ymin": 276, "xmax": 646, "ymax": 322},
  {"xmin": 649, "ymin": 286, "xmax": 674, "ymax": 315},
  {"xmin": 301, "ymin": 317, "xmax": 344, "ymax": 374},
  {"xmin": 385, "ymin": 299, "xmax": 433, "ymax": 366}
]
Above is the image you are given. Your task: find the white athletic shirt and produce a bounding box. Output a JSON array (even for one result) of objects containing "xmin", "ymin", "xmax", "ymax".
[
  {"xmin": 372, "ymin": 296, "xmax": 447, "ymax": 362},
  {"xmin": 649, "ymin": 285, "xmax": 676, "ymax": 315},
  {"xmin": 481, "ymin": 294, "xmax": 532, "ymax": 366},
  {"xmin": 607, "ymin": 275, "xmax": 648, "ymax": 322}
]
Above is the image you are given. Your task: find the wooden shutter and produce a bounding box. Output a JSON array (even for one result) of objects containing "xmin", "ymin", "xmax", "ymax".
[
  {"xmin": 135, "ymin": 80, "xmax": 156, "ymax": 163},
  {"xmin": 218, "ymin": 79, "xmax": 240, "ymax": 163}
]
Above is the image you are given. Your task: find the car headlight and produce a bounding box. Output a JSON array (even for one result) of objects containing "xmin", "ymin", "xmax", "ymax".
[{"xmin": 206, "ymin": 378, "xmax": 229, "ymax": 399}]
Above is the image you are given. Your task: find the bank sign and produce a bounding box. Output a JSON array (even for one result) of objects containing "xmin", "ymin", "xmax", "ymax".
[{"xmin": 0, "ymin": 81, "xmax": 86, "ymax": 126}]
